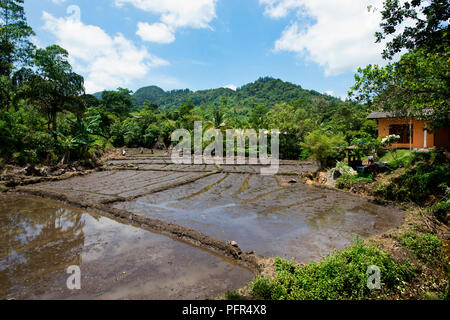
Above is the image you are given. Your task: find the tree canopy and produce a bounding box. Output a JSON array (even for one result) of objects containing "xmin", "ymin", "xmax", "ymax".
[{"xmin": 350, "ymin": 0, "xmax": 449, "ymax": 129}]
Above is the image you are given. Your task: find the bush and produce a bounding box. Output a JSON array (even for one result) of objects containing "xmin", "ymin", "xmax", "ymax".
[
  {"xmin": 300, "ymin": 130, "xmax": 347, "ymax": 169},
  {"xmin": 387, "ymin": 153, "xmax": 414, "ymax": 169},
  {"xmin": 0, "ymin": 106, "xmax": 58, "ymax": 164},
  {"xmin": 336, "ymin": 174, "xmax": 374, "ymax": 189},
  {"xmin": 375, "ymin": 158, "xmax": 450, "ymax": 204},
  {"xmin": 251, "ymin": 238, "xmax": 416, "ymax": 300},
  {"xmin": 430, "ymin": 200, "xmax": 449, "ymax": 223},
  {"xmin": 399, "ymin": 232, "xmax": 443, "ymax": 265},
  {"xmin": 333, "ymin": 162, "xmax": 373, "ymax": 189},
  {"xmin": 251, "ymin": 276, "xmax": 275, "ymax": 300}
]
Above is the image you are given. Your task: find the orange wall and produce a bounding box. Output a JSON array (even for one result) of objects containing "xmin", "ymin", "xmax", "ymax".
[{"xmin": 378, "ymin": 118, "xmax": 434, "ymax": 149}]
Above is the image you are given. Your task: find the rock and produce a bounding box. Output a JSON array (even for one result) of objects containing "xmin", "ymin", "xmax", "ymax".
[
  {"xmin": 305, "ymin": 179, "xmax": 314, "ymax": 186},
  {"xmin": 317, "ymin": 172, "xmax": 328, "ymax": 184},
  {"xmin": 122, "ymin": 149, "xmax": 127, "ymax": 156},
  {"xmin": 86, "ymin": 159, "xmax": 96, "ymax": 169},
  {"xmin": 230, "ymin": 241, "xmax": 239, "ymax": 247},
  {"xmin": 23, "ymin": 166, "xmax": 39, "ymax": 176},
  {"xmin": 57, "ymin": 163, "xmax": 68, "ymax": 169},
  {"xmin": 53, "ymin": 169, "xmax": 65, "ymax": 176},
  {"xmin": 40, "ymin": 167, "xmax": 50, "ymax": 177},
  {"xmin": 288, "ymin": 178, "xmax": 297, "ymax": 184}
]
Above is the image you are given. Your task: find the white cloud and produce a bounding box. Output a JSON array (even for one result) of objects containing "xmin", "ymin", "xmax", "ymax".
[
  {"xmin": 224, "ymin": 84, "xmax": 237, "ymax": 91},
  {"xmin": 260, "ymin": 0, "xmax": 388, "ymax": 75},
  {"xmin": 115, "ymin": 0, "xmax": 217, "ymax": 43},
  {"xmin": 136, "ymin": 22, "xmax": 175, "ymax": 44},
  {"xmin": 31, "ymin": 36, "xmax": 42, "ymax": 48},
  {"xmin": 260, "ymin": 0, "xmax": 305, "ymax": 19},
  {"xmin": 50, "ymin": 0, "xmax": 67, "ymax": 4},
  {"xmin": 324, "ymin": 90, "xmax": 334, "ymax": 96},
  {"xmin": 42, "ymin": 6, "xmax": 169, "ymax": 93}
]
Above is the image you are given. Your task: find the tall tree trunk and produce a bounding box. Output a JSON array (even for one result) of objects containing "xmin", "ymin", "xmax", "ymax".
[{"xmin": 52, "ymin": 108, "xmax": 57, "ymax": 143}]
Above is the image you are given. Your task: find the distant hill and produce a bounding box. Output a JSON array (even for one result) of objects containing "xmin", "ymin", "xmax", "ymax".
[{"xmin": 94, "ymin": 77, "xmax": 340, "ymax": 110}]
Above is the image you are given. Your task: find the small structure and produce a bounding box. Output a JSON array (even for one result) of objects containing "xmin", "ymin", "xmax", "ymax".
[
  {"xmin": 367, "ymin": 111, "xmax": 450, "ymax": 149},
  {"xmin": 345, "ymin": 145, "xmax": 363, "ymax": 169}
]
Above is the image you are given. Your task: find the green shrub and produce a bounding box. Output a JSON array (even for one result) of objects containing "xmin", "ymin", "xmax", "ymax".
[
  {"xmin": 387, "ymin": 154, "xmax": 414, "ymax": 169},
  {"xmin": 251, "ymin": 276, "xmax": 275, "ymax": 300},
  {"xmin": 430, "ymin": 200, "xmax": 449, "ymax": 223},
  {"xmin": 375, "ymin": 158, "xmax": 450, "ymax": 204},
  {"xmin": 250, "ymin": 238, "xmax": 416, "ymax": 300},
  {"xmin": 410, "ymin": 151, "xmax": 432, "ymax": 165},
  {"xmin": 399, "ymin": 232, "xmax": 443, "ymax": 265},
  {"xmin": 336, "ymin": 173, "xmax": 374, "ymax": 190},
  {"xmin": 300, "ymin": 130, "xmax": 347, "ymax": 169}
]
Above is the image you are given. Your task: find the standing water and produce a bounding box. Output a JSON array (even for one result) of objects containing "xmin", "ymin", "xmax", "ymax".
[{"xmin": 0, "ymin": 195, "xmax": 253, "ymax": 300}]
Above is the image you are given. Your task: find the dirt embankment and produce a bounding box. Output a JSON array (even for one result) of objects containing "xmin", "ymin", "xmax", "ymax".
[{"xmin": 0, "ymin": 148, "xmax": 129, "ymax": 191}]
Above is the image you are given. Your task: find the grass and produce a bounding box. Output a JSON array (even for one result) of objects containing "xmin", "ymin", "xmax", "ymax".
[{"xmin": 250, "ymin": 237, "xmax": 417, "ymax": 300}]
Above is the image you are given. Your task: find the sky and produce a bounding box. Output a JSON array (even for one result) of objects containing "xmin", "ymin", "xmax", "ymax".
[{"xmin": 24, "ymin": 0, "xmax": 390, "ymax": 99}]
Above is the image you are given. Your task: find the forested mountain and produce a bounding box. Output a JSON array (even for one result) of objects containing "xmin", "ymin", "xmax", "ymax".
[{"xmin": 95, "ymin": 77, "xmax": 341, "ymax": 110}]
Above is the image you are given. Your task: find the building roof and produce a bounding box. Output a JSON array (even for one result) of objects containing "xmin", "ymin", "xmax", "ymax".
[
  {"xmin": 367, "ymin": 109, "xmax": 433, "ymax": 120},
  {"xmin": 367, "ymin": 111, "xmax": 395, "ymax": 119}
]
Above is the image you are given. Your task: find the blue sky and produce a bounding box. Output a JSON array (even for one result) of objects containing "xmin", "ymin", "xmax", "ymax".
[{"xmin": 24, "ymin": 0, "xmax": 388, "ymax": 98}]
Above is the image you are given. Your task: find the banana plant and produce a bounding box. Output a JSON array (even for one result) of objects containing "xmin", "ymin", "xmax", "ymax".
[{"xmin": 56, "ymin": 114, "xmax": 101, "ymax": 163}]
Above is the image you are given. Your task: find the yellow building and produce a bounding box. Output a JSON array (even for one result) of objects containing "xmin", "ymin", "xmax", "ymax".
[{"xmin": 367, "ymin": 111, "xmax": 450, "ymax": 149}]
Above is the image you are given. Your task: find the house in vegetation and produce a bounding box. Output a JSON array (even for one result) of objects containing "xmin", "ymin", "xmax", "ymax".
[{"xmin": 367, "ymin": 111, "xmax": 450, "ymax": 149}]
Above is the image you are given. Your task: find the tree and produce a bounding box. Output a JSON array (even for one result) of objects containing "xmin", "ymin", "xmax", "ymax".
[
  {"xmin": 143, "ymin": 100, "xmax": 159, "ymax": 112},
  {"xmin": 0, "ymin": 0, "xmax": 34, "ymax": 76},
  {"xmin": 0, "ymin": 0, "xmax": 34, "ymax": 109},
  {"xmin": 375, "ymin": 0, "xmax": 449, "ymax": 59},
  {"xmin": 19, "ymin": 45, "xmax": 85, "ymax": 142},
  {"xmin": 249, "ymin": 103, "xmax": 268, "ymax": 131},
  {"xmin": 350, "ymin": 0, "xmax": 450, "ymax": 129},
  {"xmin": 266, "ymin": 103, "xmax": 315, "ymax": 159},
  {"xmin": 101, "ymin": 88, "xmax": 135, "ymax": 118},
  {"xmin": 56, "ymin": 114, "xmax": 101, "ymax": 163},
  {"xmin": 350, "ymin": 47, "xmax": 449, "ymax": 129}
]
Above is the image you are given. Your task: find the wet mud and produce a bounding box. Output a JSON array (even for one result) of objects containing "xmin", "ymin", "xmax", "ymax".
[
  {"xmin": 113, "ymin": 173, "xmax": 404, "ymax": 262},
  {"xmin": 17, "ymin": 156, "xmax": 405, "ymax": 263},
  {"xmin": 6, "ymin": 156, "xmax": 406, "ymax": 299},
  {"xmin": 0, "ymin": 195, "xmax": 253, "ymax": 300}
]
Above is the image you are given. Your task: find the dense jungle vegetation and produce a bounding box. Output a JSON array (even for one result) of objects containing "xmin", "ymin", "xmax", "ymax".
[{"xmin": 0, "ymin": 1, "xmax": 378, "ymax": 165}]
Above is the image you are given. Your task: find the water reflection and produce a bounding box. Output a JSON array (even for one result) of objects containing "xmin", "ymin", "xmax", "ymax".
[
  {"xmin": 0, "ymin": 195, "xmax": 254, "ymax": 300},
  {"xmin": 0, "ymin": 198, "xmax": 86, "ymax": 299}
]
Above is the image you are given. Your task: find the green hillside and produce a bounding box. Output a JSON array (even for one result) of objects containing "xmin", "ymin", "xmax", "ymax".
[{"xmin": 95, "ymin": 77, "xmax": 340, "ymax": 111}]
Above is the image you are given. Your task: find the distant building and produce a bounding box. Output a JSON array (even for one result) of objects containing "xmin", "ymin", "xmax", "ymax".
[{"xmin": 367, "ymin": 111, "xmax": 450, "ymax": 149}]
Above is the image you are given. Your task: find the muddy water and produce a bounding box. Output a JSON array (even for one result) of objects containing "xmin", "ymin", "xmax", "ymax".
[
  {"xmin": 114, "ymin": 173, "xmax": 405, "ymax": 262},
  {"xmin": 0, "ymin": 195, "xmax": 253, "ymax": 300}
]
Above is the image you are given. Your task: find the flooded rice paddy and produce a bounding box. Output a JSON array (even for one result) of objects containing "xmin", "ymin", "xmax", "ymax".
[
  {"xmin": 0, "ymin": 195, "xmax": 253, "ymax": 300},
  {"xmin": 2, "ymin": 156, "xmax": 405, "ymax": 299}
]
